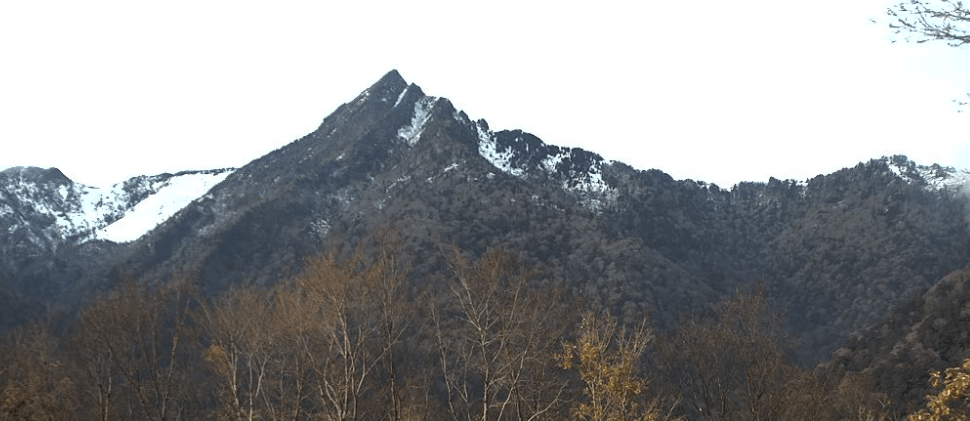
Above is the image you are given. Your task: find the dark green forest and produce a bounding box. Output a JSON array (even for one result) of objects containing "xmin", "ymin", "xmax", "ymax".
[{"xmin": 2, "ymin": 233, "xmax": 964, "ymax": 421}]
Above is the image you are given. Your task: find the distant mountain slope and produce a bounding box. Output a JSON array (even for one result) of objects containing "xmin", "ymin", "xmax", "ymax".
[
  {"xmin": 93, "ymin": 170, "xmax": 234, "ymax": 242},
  {"xmin": 829, "ymin": 263, "xmax": 970, "ymax": 413},
  {"xmin": 0, "ymin": 166, "xmax": 233, "ymax": 316},
  {"xmin": 1, "ymin": 70, "xmax": 969, "ymax": 365},
  {"xmin": 0, "ymin": 166, "xmax": 233, "ymax": 244}
]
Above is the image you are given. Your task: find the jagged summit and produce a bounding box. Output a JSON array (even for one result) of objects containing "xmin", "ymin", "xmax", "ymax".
[
  {"xmin": 365, "ymin": 69, "xmax": 406, "ymax": 90},
  {"xmin": 369, "ymin": 69, "xmax": 408, "ymax": 98}
]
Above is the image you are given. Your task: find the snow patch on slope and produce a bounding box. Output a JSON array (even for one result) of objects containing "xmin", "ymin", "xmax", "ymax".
[
  {"xmin": 542, "ymin": 149, "xmax": 617, "ymax": 211},
  {"xmin": 58, "ymin": 183, "xmax": 120, "ymax": 238},
  {"xmin": 0, "ymin": 169, "xmax": 233, "ymax": 244},
  {"xmin": 476, "ymin": 122, "xmax": 525, "ymax": 177},
  {"xmin": 924, "ymin": 168, "xmax": 970, "ymax": 191},
  {"xmin": 542, "ymin": 149, "xmax": 613, "ymax": 194},
  {"xmin": 96, "ymin": 171, "xmax": 231, "ymax": 243},
  {"xmin": 886, "ymin": 157, "xmax": 970, "ymax": 192},
  {"xmin": 470, "ymin": 117, "xmax": 617, "ymax": 211},
  {"xmin": 0, "ymin": 170, "xmax": 121, "ymax": 241},
  {"xmin": 398, "ymin": 96, "xmax": 436, "ymax": 145}
]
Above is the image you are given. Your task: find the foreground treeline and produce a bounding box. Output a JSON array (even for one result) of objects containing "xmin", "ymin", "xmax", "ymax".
[{"xmin": 0, "ymin": 238, "xmax": 966, "ymax": 420}]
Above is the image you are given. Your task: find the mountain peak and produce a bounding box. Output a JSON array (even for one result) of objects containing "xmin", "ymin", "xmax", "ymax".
[
  {"xmin": 364, "ymin": 69, "xmax": 409, "ymax": 102},
  {"xmin": 377, "ymin": 69, "xmax": 406, "ymax": 86}
]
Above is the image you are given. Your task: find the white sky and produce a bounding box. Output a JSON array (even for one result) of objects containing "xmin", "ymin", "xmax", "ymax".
[{"xmin": 1, "ymin": 1, "xmax": 967, "ymax": 188}]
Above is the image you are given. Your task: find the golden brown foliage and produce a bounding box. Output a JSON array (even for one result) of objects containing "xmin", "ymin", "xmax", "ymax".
[
  {"xmin": 0, "ymin": 324, "xmax": 78, "ymax": 421},
  {"xmin": 558, "ymin": 310, "xmax": 677, "ymax": 421},
  {"xmin": 908, "ymin": 358, "xmax": 970, "ymax": 421}
]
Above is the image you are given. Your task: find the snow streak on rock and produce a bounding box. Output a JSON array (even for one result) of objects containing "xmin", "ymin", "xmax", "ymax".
[
  {"xmin": 468, "ymin": 114, "xmax": 618, "ymax": 211},
  {"xmin": 541, "ymin": 151, "xmax": 612, "ymax": 195},
  {"xmin": 393, "ymin": 85, "xmax": 409, "ymax": 108},
  {"xmin": 476, "ymin": 121, "xmax": 525, "ymax": 177},
  {"xmin": 542, "ymin": 149, "xmax": 617, "ymax": 211},
  {"xmin": 398, "ymin": 96, "xmax": 436, "ymax": 146}
]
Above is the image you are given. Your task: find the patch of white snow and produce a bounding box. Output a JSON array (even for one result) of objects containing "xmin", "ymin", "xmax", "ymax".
[
  {"xmin": 542, "ymin": 151, "xmax": 566, "ymax": 173},
  {"xmin": 476, "ymin": 123, "xmax": 525, "ymax": 177},
  {"xmin": 96, "ymin": 171, "xmax": 232, "ymax": 243},
  {"xmin": 888, "ymin": 162, "xmax": 907, "ymax": 179},
  {"xmin": 887, "ymin": 158, "xmax": 970, "ymax": 192},
  {"xmin": 921, "ymin": 167, "xmax": 970, "ymax": 191},
  {"xmin": 397, "ymin": 96, "xmax": 436, "ymax": 145},
  {"xmin": 393, "ymin": 86, "xmax": 409, "ymax": 108}
]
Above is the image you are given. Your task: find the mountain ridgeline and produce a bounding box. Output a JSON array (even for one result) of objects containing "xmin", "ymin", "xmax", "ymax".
[{"xmin": 2, "ymin": 70, "xmax": 970, "ymax": 372}]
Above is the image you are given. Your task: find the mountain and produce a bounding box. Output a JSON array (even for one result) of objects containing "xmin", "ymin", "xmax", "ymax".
[
  {"xmin": 0, "ymin": 166, "xmax": 234, "ymax": 244},
  {"xmin": 0, "ymin": 166, "xmax": 233, "ymax": 322},
  {"xmin": 829, "ymin": 262, "xmax": 970, "ymax": 413},
  {"xmin": 2, "ymin": 70, "xmax": 969, "ymax": 366}
]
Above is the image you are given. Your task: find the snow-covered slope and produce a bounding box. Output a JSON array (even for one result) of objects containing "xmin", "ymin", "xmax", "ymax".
[
  {"xmin": 95, "ymin": 170, "xmax": 232, "ymax": 242},
  {"xmin": 884, "ymin": 155, "xmax": 970, "ymax": 192},
  {"xmin": 0, "ymin": 167, "xmax": 233, "ymax": 247},
  {"xmin": 469, "ymin": 118, "xmax": 617, "ymax": 211}
]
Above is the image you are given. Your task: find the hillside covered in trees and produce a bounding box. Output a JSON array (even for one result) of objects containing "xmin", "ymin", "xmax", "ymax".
[{"xmin": 3, "ymin": 236, "xmax": 968, "ymax": 420}]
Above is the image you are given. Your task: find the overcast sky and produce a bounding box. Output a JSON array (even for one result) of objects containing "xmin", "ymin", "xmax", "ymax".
[{"xmin": 1, "ymin": 1, "xmax": 967, "ymax": 188}]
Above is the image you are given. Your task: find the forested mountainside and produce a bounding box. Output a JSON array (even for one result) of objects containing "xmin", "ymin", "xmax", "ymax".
[
  {"xmin": 1, "ymin": 70, "xmax": 969, "ymax": 373},
  {"xmin": 2, "ymin": 236, "xmax": 968, "ymax": 421},
  {"xmin": 830, "ymin": 262, "xmax": 970, "ymax": 414}
]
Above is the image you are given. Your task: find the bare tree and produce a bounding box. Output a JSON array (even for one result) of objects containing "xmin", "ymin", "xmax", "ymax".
[
  {"xmin": 199, "ymin": 287, "xmax": 281, "ymax": 421},
  {"xmin": 0, "ymin": 322, "xmax": 79, "ymax": 421},
  {"xmin": 362, "ymin": 231, "xmax": 415, "ymax": 421},
  {"xmin": 296, "ymin": 248, "xmax": 382, "ymax": 421},
  {"xmin": 887, "ymin": 0, "xmax": 970, "ymax": 109},
  {"xmin": 431, "ymin": 248, "xmax": 570, "ymax": 421},
  {"xmin": 654, "ymin": 287, "xmax": 826, "ymax": 421},
  {"xmin": 832, "ymin": 371, "xmax": 901, "ymax": 421},
  {"xmin": 73, "ymin": 300, "xmax": 120, "ymax": 421},
  {"xmin": 70, "ymin": 281, "xmax": 195, "ymax": 421},
  {"xmin": 889, "ymin": 0, "xmax": 969, "ymax": 46},
  {"xmin": 265, "ymin": 287, "xmax": 314, "ymax": 421},
  {"xmin": 198, "ymin": 233, "xmax": 420, "ymax": 421}
]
